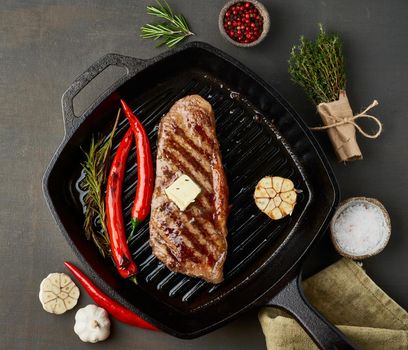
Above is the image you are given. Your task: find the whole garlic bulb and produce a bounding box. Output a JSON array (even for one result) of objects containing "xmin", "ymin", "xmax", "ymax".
[
  {"xmin": 39, "ymin": 273, "xmax": 80, "ymax": 314},
  {"xmin": 254, "ymin": 176, "xmax": 298, "ymax": 220},
  {"xmin": 74, "ymin": 304, "xmax": 111, "ymax": 343}
]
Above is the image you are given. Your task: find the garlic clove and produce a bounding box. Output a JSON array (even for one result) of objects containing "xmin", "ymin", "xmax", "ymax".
[
  {"xmin": 281, "ymin": 190, "xmax": 297, "ymax": 204},
  {"xmin": 59, "ymin": 291, "xmax": 68, "ymax": 299},
  {"xmin": 258, "ymin": 176, "xmax": 273, "ymax": 188},
  {"xmin": 281, "ymin": 178, "xmax": 294, "ymax": 192},
  {"xmin": 60, "ymin": 274, "xmax": 72, "ymax": 288},
  {"xmin": 272, "ymin": 176, "xmax": 284, "ymax": 192},
  {"xmin": 64, "ymin": 296, "xmax": 77, "ymax": 310},
  {"xmin": 264, "ymin": 198, "xmax": 276, "ymax": 212},
  {"xmin": 268, "ymin": 207, "xmax": 283, "ymax": 220},
  {"xmin": 49, "ymin": 273, "xmax": 60, "ymax": 286},
  {"xmin": 266, "ymin": 188, "xmax": 277, "ymax": 198},
  {"xmin": 68, "ymin": 287, "xmax": 80, "ymax": 299},
  {"xmin": 255, "ymin": 197, "xmax": 269, "ymax": 211},
  {"xmin": 254, "ymin": 186, "xmax": 270, "ymax": 198},
  {"xmin": 280, "ymin": 201, "xmax": 294, "ymax": 216},
  {"xmin": 42, "ymin": 299, "xmax": 57, "ymax": 313},
  {"xmin": 273, "ymin": 196, "xmax": 282, "ymax": 207},
  {"xmin": 40, "ymin": 275, "xmax": 60, "ymax": 295},
  {"xmin": 54, "ymin": 298, "xmax": 66, "ymax": 315},
  {"xmin": 40, "ymin": 291, "xmax": 57, "ymax": 304}
]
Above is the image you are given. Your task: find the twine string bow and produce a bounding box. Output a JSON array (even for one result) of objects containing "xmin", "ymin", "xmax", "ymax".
[{"xmin": 311, "ymin": 100, "xmax": 382, "ymax": 139}]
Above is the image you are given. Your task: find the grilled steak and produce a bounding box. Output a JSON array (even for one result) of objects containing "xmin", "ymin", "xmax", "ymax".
[{"xmin": 149, "ymin": 95, "xmax": 229, "ymax": 284}]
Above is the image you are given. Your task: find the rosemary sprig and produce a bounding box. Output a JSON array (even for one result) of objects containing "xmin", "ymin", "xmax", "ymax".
[
  {"xmin": 140, "ymin": 0, "xmax": 194, "ymax": 48},
  {"xmin": 81, "ymin": 109, "xmax": 120, "ymax": 258},
  {"xmin": 288, "ymin": 24, "xmax": 346, "ymax": 105}
]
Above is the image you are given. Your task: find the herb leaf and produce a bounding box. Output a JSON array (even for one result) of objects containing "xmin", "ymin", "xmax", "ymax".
[{"xmin": 141, "ymin": 0, "xmax": 194, "ymax": 48}]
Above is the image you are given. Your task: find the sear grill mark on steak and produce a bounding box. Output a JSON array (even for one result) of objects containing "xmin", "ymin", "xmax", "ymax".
[
  {"xmin": 165, "ymin": 137, "xmax": 212, "ymax": 180},
  {"xmin": 149, "ymin": 95, "xmax": 229, "ymax": 284}
]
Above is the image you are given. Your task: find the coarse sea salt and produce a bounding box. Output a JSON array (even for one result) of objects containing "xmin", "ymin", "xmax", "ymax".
[{"xmin": 332, "ymin": 202, "xmax": 388, "ymax": 256}]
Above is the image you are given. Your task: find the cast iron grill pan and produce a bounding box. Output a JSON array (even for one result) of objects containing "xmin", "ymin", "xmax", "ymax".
[
  {"xmin": 43, "ymin": 42, "xmax": 357, "ymax": 349},
  {"xmin": 76, "ymin": 76, "xmax": 304, "ymax": 308}
]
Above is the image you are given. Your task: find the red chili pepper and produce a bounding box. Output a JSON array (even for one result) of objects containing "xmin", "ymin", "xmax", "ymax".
[
  {"xmin": 120, "ymin": 99, "xmax": 154, "ymax": 235},
  {"xmin": 106, "ymin": 128, "xmax": 138, "ymax": 279},
  {"xmin": 64, "ymin": 261, "xmax": 159, "ymax": 331}
]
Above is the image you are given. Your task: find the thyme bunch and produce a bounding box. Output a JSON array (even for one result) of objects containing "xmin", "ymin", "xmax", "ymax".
[{"xmin": 288, "ymin": 24, "xmax": 346, "ymax": 105}]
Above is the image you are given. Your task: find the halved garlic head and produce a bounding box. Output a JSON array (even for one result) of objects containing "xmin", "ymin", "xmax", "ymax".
[
  {"xmin": 39, "ymin": 273, "xmax": 80, "ymax": 314},
  {"xmin": 254, "ymin": 176, "xmax": 297, "ymax": 220}
]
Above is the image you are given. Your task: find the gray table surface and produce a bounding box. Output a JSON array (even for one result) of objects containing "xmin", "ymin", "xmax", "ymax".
[{"xmin": 1, "ymin": 0, "xmax": 407, "ymax": 349}]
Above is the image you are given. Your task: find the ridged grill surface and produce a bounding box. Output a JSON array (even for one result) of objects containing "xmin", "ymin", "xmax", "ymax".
[{"xmin": 76, "ymin": 72, "xmax": 307, "ymax": 307}]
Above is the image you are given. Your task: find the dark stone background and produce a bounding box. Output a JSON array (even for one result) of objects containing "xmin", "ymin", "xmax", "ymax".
[{"xmin": 1, "ymin": 1, "xmax": 407, "ymax": 349}]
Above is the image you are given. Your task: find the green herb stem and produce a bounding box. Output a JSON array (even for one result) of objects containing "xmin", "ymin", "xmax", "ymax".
[
  {"xmin": 81, "ymin": 109, "xmax": 120, "ymax": 257},
  {"xmin": 140, "ymin": 0, "xmax": 194, "ymax": 48}
]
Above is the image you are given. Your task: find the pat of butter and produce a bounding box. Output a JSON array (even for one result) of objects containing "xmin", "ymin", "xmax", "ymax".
[{"xmin": 165, "ymin": 175, "xmax": 201, "ymax": 211}]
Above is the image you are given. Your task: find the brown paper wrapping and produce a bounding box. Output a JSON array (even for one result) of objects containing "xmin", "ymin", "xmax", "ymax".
[{"xmin": 317, "ymin": 91, "xmax": 362, "ymax": 162}]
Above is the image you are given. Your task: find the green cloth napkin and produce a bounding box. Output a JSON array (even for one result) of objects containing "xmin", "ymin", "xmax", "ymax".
[{"xmin": 259, "ymin": 258, "xmax": 408, "ymax": 349}]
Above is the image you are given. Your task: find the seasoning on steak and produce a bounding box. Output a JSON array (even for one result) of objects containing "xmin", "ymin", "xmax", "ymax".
[{"xmin": 149, "ymin": 95, "xmax": 229, "ymax": 284}]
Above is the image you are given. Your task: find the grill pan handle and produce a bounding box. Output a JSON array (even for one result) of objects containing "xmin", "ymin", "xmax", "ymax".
[
  {"xmin": 265, "ymin": 271, "xmax": 359, "ymax": 350},
  {"xmin": 61, "ymin": 53, "xmax": 146, "ymax": 135}
]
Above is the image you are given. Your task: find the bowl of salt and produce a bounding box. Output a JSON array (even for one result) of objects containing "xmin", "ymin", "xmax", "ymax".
[{"xmin": 330, "ymin": 197, "xmax": 391, "ymax": 260}]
